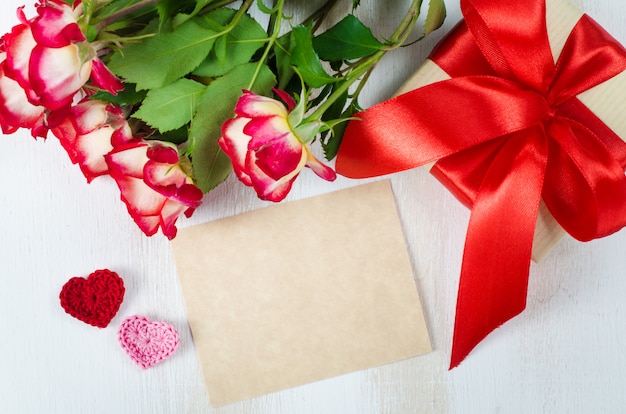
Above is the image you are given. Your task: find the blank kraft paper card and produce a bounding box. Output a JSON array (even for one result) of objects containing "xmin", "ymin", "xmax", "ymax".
[{"xmin": 171, "ymin": 180, "xmax": 431, "ymax": 406}]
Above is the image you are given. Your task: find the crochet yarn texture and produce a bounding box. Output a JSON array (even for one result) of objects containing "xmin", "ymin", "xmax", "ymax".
[
  {"xmin": 59, "ymin": 269, "xmax": 125, "ymax": 328},
  {"xmin": 118, "ymin": 315, "xmax": 180, "ymax": 369}
]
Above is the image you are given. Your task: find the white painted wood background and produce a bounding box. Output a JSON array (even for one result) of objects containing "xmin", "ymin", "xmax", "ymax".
[{"xmin": 1, "ymin": 0, "xmax": 625, "ymax": 413}]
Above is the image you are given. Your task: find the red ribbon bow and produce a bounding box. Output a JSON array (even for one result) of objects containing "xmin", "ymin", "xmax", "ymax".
[{"xmin": 336, "ymin": 0, "xmax": 626, "ymax": 368}]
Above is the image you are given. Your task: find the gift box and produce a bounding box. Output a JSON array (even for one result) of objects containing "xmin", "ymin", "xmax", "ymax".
[
  {"xmin": 336, "ymin": 0, "xmax": 626, "ymax": 367},
  {"xmin": 395, "ymin": 0, "xmax": 626, "ymax": 262}
]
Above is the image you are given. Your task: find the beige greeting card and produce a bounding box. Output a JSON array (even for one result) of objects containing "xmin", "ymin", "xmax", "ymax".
[{"xmin": 171, "ymin": 180, "xmax": 431, "ymax": 406}]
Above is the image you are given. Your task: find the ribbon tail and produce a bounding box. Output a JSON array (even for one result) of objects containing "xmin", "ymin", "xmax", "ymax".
[{"xmin": 450, "ymin": 129, "xmax": 548, "ymax": 368}]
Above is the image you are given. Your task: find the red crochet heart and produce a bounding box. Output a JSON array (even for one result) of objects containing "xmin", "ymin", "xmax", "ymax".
[{"xmin": 59, "ymin": 269, "xmax": 125, "ymax": 328}]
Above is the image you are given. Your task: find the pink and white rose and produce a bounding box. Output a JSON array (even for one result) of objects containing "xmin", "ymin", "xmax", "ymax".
[
  {"xmin": 51, "ymin": 99, "xmax": 133, "ymax": 182},
  {"xmin": 2, "ymin": 1, "xmax": 122, "ymax": 112},
  {"xmin": 105, "ymin": 140, "xmax": 203, "ymax": 239},
  {"xmin": 218, "ymin": 89, "xmax": 336, "ymax": 202}
]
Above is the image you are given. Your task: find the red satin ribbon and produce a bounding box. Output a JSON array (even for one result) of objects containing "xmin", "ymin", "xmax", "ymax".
[{"xmin": 335, "ymin": 0, "xmax": 626, "ymax": 368}]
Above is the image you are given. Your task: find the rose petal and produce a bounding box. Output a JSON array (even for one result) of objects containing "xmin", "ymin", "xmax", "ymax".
[
  {"xmin": 244, "ymin": 114, "xmax": 292, "ymax": 146},
  {"xmin": 146, "ymin": 144, "xmax": 179, "ymax": 164},
  {"xmin": 143, "ymin": 160, "xmax": 189, "ymax": 190},
  {"xmin": 244, "ymin": 116, "xmax": 304, "ymax": 180},
  {"xmin": 90, "ymin": 58, "xmax": 123, "ymax": 95},
  {"xmin": 29, "ymin": 43, "xmax": 92, "ymax": 110},
  {"xmin": 105, "ymin": 142, "xmax": 149, "ymax": 178},
  {"xmin": 112, "ymin": 173, "xmax": 166, "ymax": 216},
  {"xmin": 219, "ymin": 117, "xmax": 253, "ymax": 186},
  {"xmin": 51, "ymin": 117, "xmax": 79, "ymax": 158},
  {"xmin": 176, "ymin": 183, "xmax": 204, "ymax": 207},
  {"xmin": 272, "ymin": 88, "xmax": 296, "ymax": 110},
  {"xmin": 30, "ymin": 116, "xmax": 49, "ymax": 138},
  {"xmin": 132, "ymin": 213, "xmax": 161, "ymax": 237},
  {"xmin": 235, "ymin": 90, "xmax": 288, "ymax": 118},
  {"xmin": 245, "ymin": 148, "xmax": 306, "ymax": 202},
  {"xmin": 305, "ymin": 148, "xmax": 337, "ymax": 182},
  {"xmin": 0, "ymin": 62, "xmax": 44, "ymax": 133},
  {"xmin": 70, "ymin": 100, "xmax": 109, "ymax": 134},
  {"xmin": 111, "ymin": 123, "xmax": 134, "ymax": 146},
  {"xmin": 3, "ymin": 24, "xmax": 37, "ymax": 99},
  {"xmin": 73, "ymin": 127, "xmax": 117, "ymax": 181},
  {"xmin": 159, "ymin": 199, "xmax": 189, "ymax": 239},
  {"xmin": 31, "ymin": 0, "xmax": 85, "ymax": 47}
]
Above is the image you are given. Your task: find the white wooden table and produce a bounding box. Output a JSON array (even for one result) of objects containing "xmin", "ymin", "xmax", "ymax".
[{"xmin": 2, "ymin": 0, "xmax": 625, "ymax": 412}]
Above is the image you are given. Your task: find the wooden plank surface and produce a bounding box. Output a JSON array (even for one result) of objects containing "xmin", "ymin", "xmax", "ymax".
[{"xmin": 1, "ymin": 0, "xmax": 625, "ymax": 413}]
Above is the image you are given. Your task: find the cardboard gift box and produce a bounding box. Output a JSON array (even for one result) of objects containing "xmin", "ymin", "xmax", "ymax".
[
  {"xmin": 394, "ymin": 0, "xmax": 626, "ymax": 262},
  {"xmin": 336, "ymin": 0, "xmax": 626, "ymax": 367}
]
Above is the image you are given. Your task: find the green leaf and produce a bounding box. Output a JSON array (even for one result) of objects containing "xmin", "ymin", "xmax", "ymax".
[
  {"xmin": 93, "ymin": 0, "xmax": 158, "ymax": 23},
  {"xmin": 274, "ymin": 32, "xmax": 296, "ymax": 90},
  {"xmin": 91, "ymin": 83, "xmax": 147, "ymax": 106},
  {"xmin": 171, "ymin": 0, "xmax": 213, "ymax": 27},
  {"xmin": 189, "ymin": 63, "xmax": 276, "ymax": 193},
  {"xmin": 94, "ymin": 0, "xmax": 145, "ymax": 18},
  {"xmin": 320, "ymin": 86, "xmax": 348, "ymax": 160},
  {"xmin": 309, "ymin": 83, "xmax": 333, "ymax": 108},
  {"xmin": 133, "ymin": 78, "xmax": 207, "ymax": 132},
  {"xmin": 321, "ymin": 87, "xmax": 348, "ymax": 124},
  {"xmin": 322, "ymin": 102, "xmax": 358, "ymax": 160},
  {"xmin": 81, "ymin": 0, "xmax": 95, "ymax": 17},
  {"xmin": 193, "ymin": 8, "xmax": 267, "ymax": 78},
  {"xmin": 214, "ymin": 35, "xmax": 228, "ymax": 65},
  {"xmin": 424, "ymin": 0, "xmax": 446, "ymax": 36},
  {"xmin": 156, "ymin": 0, "xmax": 192, "ymax": 27},
  {"xmin": 290, "ymin": 25, "xmax": 338, "ymax": 88},
  {"xmin": 153, "ymin": 126, "xmax": 189, "ymax": 145},
  {"xmin": 107, "ymin": 17, "xmax": 218, "ymax": 90},
  {"xmin": 313, "ymin": 15, "xmax": 384, "ymax": 61}
]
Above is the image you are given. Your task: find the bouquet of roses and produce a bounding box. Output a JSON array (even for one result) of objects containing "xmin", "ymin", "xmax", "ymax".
[{"xmin": 0, "ymin": 0, "xmax": 445, "ymax": 238}]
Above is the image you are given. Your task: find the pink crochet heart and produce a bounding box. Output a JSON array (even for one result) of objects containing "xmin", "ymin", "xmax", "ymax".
[{"xmin": 118, "ymin": 315, "xmax": 180, "ymax": 369}]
